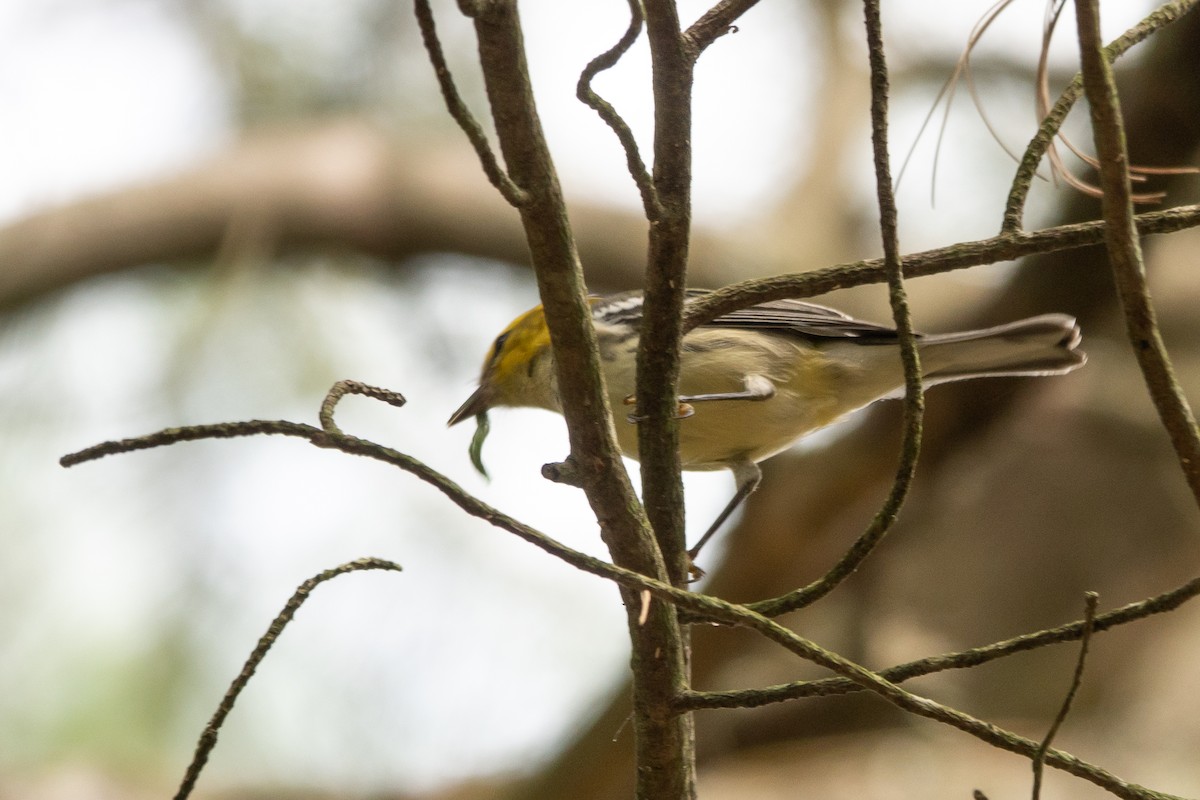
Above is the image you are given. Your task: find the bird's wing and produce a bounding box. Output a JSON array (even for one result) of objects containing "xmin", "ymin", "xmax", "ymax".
[
  {"xmin": 590, "ymin": 291, "xmax": 646, "ymax": 328},
  {"xmin": 593, "ymin": 291, "xmax": 907, "ymax": 341},
  {"xmin": 704, "ymin": 296, "xmax": 904, "ymax": 341}
]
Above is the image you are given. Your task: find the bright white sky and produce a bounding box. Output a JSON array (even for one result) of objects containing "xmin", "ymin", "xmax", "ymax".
[{"xmin": 0, "ymin": 0, "xmax": 1161, "ymax": 795}]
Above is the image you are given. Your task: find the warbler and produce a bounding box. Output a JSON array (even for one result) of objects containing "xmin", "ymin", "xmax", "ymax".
[{"xmin": 449, "ymin": 290, "xmax": 1085, "ymax": 560}]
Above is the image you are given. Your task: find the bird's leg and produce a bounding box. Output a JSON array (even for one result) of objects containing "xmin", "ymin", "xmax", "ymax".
[
  {"xmin": 624, "ymin": 374, "xmax": 775, "ymax": 423},
  {"xmin": 687, "ymin": 460, "xmax": 762, "ymax": 578},
  {"xmin": 679, "ymin": 373, "xmax": 776, "ymax": 405}
]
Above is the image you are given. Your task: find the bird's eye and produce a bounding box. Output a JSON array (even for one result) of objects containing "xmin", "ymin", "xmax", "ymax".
[{"xmin": 490, "ymin": 332, "xmax": 511, "ymax": 362}]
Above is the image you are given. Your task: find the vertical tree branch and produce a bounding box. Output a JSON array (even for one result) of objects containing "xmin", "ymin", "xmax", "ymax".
[
  {"xmin": 462, "ymin": 0, "xmax": 656, "ymax": 567},
  {"xmin": 631, "ymin": 3, "xmax": 699, "ymax": 795},
  {"xmin": 637, "ymin": 2, "xmax": 695, "ymax": 584},
  {"xmin": 1074, "ymin": 0, "xmax": 1200, "ymax": 507},
  {"xmin": 863, "ymin": 0, "xmax": 923, "ymax": 522},
  {"xmin": 464, "ymin": 3, "xmax": 697, "ymax": 797}
]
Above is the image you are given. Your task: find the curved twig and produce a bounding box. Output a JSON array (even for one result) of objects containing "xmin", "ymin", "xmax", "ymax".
[
  {"xmin": 1002, "ymin": 0, "xmax": 1198, "ymax": 233},
  {"xmin": 413, "ymin": 0, "xmax": 530, "ymax": 207},
  {"xmin": 791, "ymin": 0, "xmax": 927, "ymax": 621},
  {"xmin": 576, "ymin": 0, "xmax": 661, "ymax": 219},
  {"xmin": 173, "ymin": 557, "xmax": 405, "ymax": 800},
  {"xmin": 1037, "ymin": 1, "xmax": 1194, "ymax": 206},
  {"xmin": 896, "ymin": 0, "xmax": 1032, "ymax": 203},
  {"xmin": 319, "ymin": 379, "xmax": 407, "ymax": 433}
]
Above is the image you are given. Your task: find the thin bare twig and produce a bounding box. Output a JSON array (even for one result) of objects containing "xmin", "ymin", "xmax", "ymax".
[
  {"xmin": 61, "ymin": 385, "xmax": 636, "ymax": 587},
  {"xmin": 685, "ymin": 0, "xmax": 761, "ymax": 54},
  {"xmin": 576, "ymin": 0, "xmax": 661, "ymax": 219},
  {"xmin": 1075, "ymin": 0, "xmax": 1200, "ymax": 507},
  {"xmin": 61, "ymin": 387, "xmax": 1181, "ymax": 800},
  {"xmin": 1003, "ymin": 0, "xmax": 1198, "ymax": 232},
  {"xmin": 1037, "ymin": 0, "xmax": 1188, "ymax": 205},
  {"xmin": 681, "ymin": 575, "xmax": 1200, "ymax": 710},
  {"xmin": 794, "ymin": 0, "xmax": 926, "ymax": 620},
  {"xmin": 1032, "ymin": 592, "xmax": 1099, "ymax": 800},
  {"xmin": 173, "ymin": 557, "xmax": 404, "ymax": 800},
  {"xmin": 898, "ymin": 0, "xmax": 1194, "ymax": 205},
  {"xmin": 413, "ymin": 0, "xmax": 530, "ymax": 207},
  {"xmin": 680, "ymin": 203, "xmax": 1200, "ymax": 341},
  {"xmin": 60, "ymin": 419, "xmax": 322, "ymax": 466},
  {"xmin": 896, "ymin": 0, "xmax": 1032, "ymax": 203},
  {"xmin": 717, "ymin": 602, "xmax": 1182, "ymax": 800}
]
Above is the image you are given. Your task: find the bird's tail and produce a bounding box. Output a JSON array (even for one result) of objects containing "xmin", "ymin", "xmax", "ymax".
[{"xmin": 917, "ymin": 314, "xmax": 1086, "ymax": 385}]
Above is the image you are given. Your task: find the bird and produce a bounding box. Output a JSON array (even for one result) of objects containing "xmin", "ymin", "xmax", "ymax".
[{"xmin": 448, "ymin": 290, "xmax": 1086, "ymax": 564}]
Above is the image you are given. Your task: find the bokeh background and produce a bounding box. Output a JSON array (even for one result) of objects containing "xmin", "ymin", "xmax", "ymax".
[{"xmin": 2, "ymin": 1, "xmax": 1199, "ymax": 798}]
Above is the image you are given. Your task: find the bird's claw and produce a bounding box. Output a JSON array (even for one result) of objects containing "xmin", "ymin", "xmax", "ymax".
[{"xmin": 625, "ymin": 398, "xmax": 695, "ymax": 424}]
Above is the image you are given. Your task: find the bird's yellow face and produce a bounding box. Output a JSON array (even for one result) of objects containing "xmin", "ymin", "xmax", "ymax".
[
  {"xmin": 448, "ymin": 305, "xmax": 555, "ymax": 425},
  {"xmin": 486, "ymin": 306, "xmax": 552, "ymax": 399}
]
